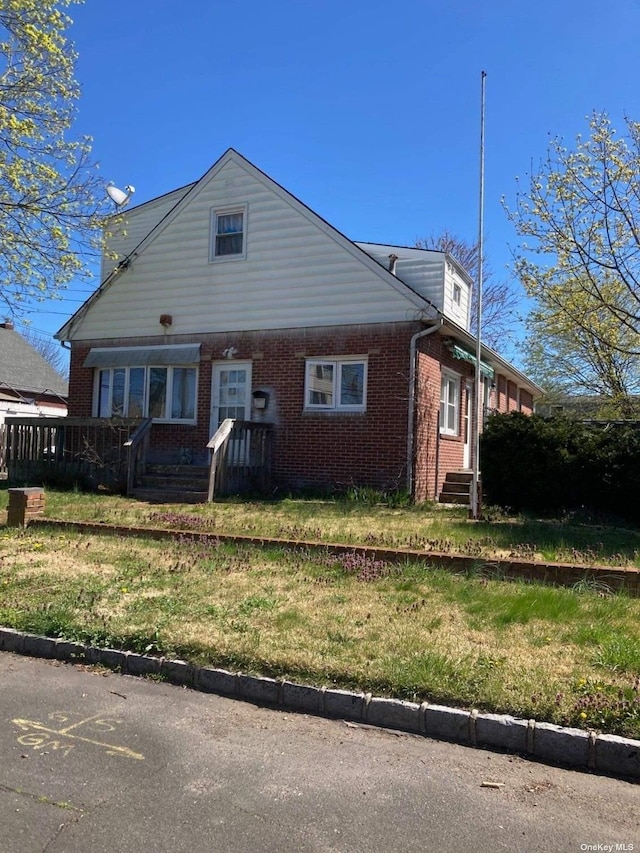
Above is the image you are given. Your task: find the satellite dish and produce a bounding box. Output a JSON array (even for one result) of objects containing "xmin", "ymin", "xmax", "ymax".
[{"xmin": 106, "ymin": 182, "xmax": 136, "ymax": 209}]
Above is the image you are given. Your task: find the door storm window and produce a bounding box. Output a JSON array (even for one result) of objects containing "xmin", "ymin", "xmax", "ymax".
[
  {"xmin": 304, "ymin": 358, "xmax": 367, "ymax": 411},
  {"xmin": 210, "ymin": 205, "xmax": 246, "ymax": 260}
]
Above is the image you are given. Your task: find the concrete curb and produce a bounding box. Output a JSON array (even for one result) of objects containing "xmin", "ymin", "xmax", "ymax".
[{"xmin": 1, "ymin": 626, "xmax": 638, "ymax": 782}]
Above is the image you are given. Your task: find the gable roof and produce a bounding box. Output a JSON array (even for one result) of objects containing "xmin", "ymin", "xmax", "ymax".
[
  {"xmin": 0, "ymin": 323, "xmax": 68, "ymax": 397},
  {"xmin": 56, "ymin": 149, "xmax": 439, "ymax": 341}
]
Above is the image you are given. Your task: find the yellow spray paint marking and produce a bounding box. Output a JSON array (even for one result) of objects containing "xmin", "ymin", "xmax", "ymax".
[{"xmin": 12, "ymin": 713, "xmax": 144, "ymax": 761}]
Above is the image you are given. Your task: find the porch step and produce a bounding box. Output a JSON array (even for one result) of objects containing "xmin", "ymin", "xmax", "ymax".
[
  {"xmin": 131, "ymin": 464, "xmax": 209, "ymax": 504},
  {"xmin": 439, "ymin": 471, "xmax": 473, "ymax": 505}
]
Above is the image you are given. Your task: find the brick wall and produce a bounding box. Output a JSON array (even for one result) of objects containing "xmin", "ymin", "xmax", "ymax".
[
  {"xmin": 68, "ymin": 326, "xmax": 538, "ymax": 500},
  {"xmin": 68, "ymin": 324, "xmax": 421, "ymax": 494}
]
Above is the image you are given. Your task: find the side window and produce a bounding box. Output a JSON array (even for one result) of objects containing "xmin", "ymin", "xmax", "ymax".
[
  {"xmin": 305, "ymin": 358, "xmax": 367, "ymax": 411},
  {"xmin": 440, "ymin": 370, "xmax": 460, "ymax": 435}
]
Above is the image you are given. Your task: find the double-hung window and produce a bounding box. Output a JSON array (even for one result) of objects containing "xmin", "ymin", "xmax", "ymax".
[
  {"xmin": 97, "ymin": 365, "xmax": 197, "ymax": 423},
  {"xmin": 305, "ymin": 358, "xmax": 367, "ymax": 411},
  {"xmin": 440, "ymin": 370, "xmax": 460, "ymax": 435},
  {"xmin": 210, "ymin": 206, "xmax": 246, "ymax": 260}
]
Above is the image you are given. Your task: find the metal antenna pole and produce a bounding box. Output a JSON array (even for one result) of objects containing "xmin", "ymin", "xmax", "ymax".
[{"xmin": 471, "ymin": 70, "xmax": 486, "ymax": 520}]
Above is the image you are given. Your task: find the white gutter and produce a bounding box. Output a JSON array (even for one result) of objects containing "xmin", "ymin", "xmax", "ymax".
[{"xmin": 406, "ymin": 319, "xmax": 443, "ymax": 499}]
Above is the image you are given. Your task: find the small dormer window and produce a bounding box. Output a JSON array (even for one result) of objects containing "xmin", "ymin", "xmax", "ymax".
[
  {"xmin": 453, "ymin": 282, "xmax": 462, "ymax": 306},
  {"xmin": 210, "ymin": 206, "xmax": 246, "ymax": 260}
]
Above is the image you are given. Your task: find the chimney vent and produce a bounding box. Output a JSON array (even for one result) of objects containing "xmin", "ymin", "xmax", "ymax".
[{"xmin": 388, "ymin": 254, "xmax": 398, "ymax": 275}]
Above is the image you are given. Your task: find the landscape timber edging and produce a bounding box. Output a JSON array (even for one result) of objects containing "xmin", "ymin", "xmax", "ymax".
[
  {"xmin": 0, "ymin": 626, "xmax": 638, "ymax": 782},
  {"xmin": 25, "ymin": 517, "xmax": 640, "ymax": 595}
]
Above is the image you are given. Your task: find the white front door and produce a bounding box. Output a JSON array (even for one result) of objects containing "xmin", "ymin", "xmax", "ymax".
[
  {"xmin": 210, "ymin": 362, "xmax": 252, "ymax": 439},
  {"xmin": 463, "ymin": 381, "xmax": 472, "ymax": 469}
]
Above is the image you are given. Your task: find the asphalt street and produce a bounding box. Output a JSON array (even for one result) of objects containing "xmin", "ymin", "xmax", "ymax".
[{"xmin": 1, "ymin": 652, "xmax": 638, "ymax": 853}]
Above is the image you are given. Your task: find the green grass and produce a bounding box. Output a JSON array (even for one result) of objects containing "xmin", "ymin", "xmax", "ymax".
[
  {"xmin": 1, "ymin": 524, "xmax": 640, "ymax": 739},
  {"xmin": 3, "ymin": 485, "xmax": 640, "ymax": 567}
]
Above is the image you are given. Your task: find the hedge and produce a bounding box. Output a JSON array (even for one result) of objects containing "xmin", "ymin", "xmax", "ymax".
[{"xmin": 480, "ymin": 413, "xmax": 640, "ymax": 522}]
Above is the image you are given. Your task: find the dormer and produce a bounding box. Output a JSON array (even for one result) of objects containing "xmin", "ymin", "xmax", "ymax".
[{"xmin": 355, "ymin": 242, "xmax": 473, "ymax": 330}]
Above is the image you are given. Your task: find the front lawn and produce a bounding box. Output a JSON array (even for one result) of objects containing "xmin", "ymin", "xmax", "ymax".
[{"xmin": 1, "ymin": 524, "xmax": 639, "ymax": 739}]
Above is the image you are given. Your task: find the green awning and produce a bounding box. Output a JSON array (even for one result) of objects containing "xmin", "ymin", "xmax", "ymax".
[{"xmin": 450, "ymin": 344, "xmax": 495, "ymax": 379}]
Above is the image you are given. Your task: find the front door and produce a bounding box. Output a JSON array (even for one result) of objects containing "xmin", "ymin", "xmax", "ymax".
[
  {"xmin": 463, "ymin": 381, "xmax": 472, "ymax": 469},
  {"xmin": 210, "ymin": 362, "xmax": 252, "ymax": 439}
]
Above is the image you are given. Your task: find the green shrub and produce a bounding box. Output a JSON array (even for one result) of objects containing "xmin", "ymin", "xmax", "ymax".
[{"xmin": 481, "ymin": 413, "xmax": 640, "ymax": 522}]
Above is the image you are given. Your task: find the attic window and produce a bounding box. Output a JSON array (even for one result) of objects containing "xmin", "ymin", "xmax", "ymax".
[
  {"xmin": 210, "ymin": 206, "xmax": 246, "ymax": 261},
  {"xmin": 453, "ymin": 283, "xmax": 462, "ymax": 306}
]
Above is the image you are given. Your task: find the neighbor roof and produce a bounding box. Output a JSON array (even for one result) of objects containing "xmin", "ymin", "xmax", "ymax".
[{"xmin": 0, "ymin": 324, "xmax": 68, "ymax": 397}]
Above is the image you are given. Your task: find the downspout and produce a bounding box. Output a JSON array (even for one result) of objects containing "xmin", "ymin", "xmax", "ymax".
[{"xmin": 406, "ymin": 319, "xmax": 443, "ymax": 500}]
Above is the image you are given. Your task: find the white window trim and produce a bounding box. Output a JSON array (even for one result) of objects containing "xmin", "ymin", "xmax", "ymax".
[
  {"xmin": 304, "ymin": 357, "xmax": 368, "ymax": 412},
  {"xmin": 93, "ymin": 365, "xmax": 198, "ymax": 425},
  {"xmin": 209, "ymin": 204, "xmax": 247, "ymax": 262},
  {"xmin": 440, "ymin": 368, "xmax": 460, "ymax": 436},
  {"xmin": 452, "ymin": 282, "xmax": 462, "ymax": 306}
]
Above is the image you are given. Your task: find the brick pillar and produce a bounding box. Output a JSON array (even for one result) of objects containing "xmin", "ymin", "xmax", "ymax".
[{"xmin": 7, "ymin": 487, "xmax": 45, "ymax": 527}]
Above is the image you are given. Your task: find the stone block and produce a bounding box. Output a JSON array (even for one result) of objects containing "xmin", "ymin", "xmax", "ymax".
[
  {"xmin": 22, "ymin": 634, "xmax": 57, "ymax": 659},
  {"xmin": 323, "ymin": 688, "xmax": 365, "ymax": 721},
  {"xmin": 125, "ymin": 653, "xmax": 162, "ymax": 677},
  {"xmin": 0, "ymin": 628, "xmax": 25, "ymax": 654},
  {"xmin": 366, "ymin": 697, "xmax": 422, "ymax": 733},
  {"xmin": 197, "ymin": 667, "xmax": 237, "ymax": 695},
  {"xmin": 95, "ymin": 647, "xmax": 129, "ymax": 671},
  {"xmin": 424, "ymin": 704, "xmax": 471, "ymax": 743},
  {"xmin": 160, "ymin": 658, "xmax": 195, "ymax": 687},
  {"xmin": 235, "ymin": 673, "xmax": 280, "ymax": 705},
  {"xmin": 475, "ymin": 713, "xmax": 529, "ymax": 752},
  {"xmin": 595, "ymin": 733, "xmax": 640, "ymax": 779},
  {"xmin": 54, "ymin": 639, "xmax": 85, "ymax": 662},
  {"xmin": 281, "ymin": 681, "xmax": 323, "ymax": 713},
  {"xmin": 531, "ymin": 721, "xmax": 590, "ymax": 769}
]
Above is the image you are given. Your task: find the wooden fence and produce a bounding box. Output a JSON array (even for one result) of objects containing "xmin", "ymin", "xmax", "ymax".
[{"xmin": 3, "ymin": 417, "xmax": 147, "ymax": 492}]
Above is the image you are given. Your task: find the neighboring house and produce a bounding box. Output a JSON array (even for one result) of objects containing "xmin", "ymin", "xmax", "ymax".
[
  {"xmin": 536, "ymin": 394, "xmax": 640, "ymax": 420},
  {"xmin": 0, "ymin": 320, "xmax": 68, "ymax": 425},
  {"xmin": 56, "ymin": 149, "xmax": 541, "ymax": 501}
]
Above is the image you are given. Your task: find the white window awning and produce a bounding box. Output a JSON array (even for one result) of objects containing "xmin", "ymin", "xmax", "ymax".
[{"xmin": 83, "ymin": 344, "xmax": 201, "ymax": 369}]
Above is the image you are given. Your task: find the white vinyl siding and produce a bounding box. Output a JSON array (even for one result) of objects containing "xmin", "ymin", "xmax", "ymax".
[
  {"xmin": 96, "ymin": 365, "xmax": 197, "ymax": 423},
  {"xmin": 305, "ymin": 358, "xmax": 367, "ymax": 411},
  {"xmin": 66, "ymin": 154, "xmax": 430, "ymax": 341},
  {"xmin": 440, "ymin": 370, "xmax": 460, "ymax": 435}
]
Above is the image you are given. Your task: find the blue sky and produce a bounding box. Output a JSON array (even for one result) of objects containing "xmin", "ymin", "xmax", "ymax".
[{"xmin": 19, "ymin": 0, "xmax": 640, "ymax": 367}]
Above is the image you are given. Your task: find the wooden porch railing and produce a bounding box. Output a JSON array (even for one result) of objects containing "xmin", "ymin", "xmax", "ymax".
[
  {"xmin": 4, "ymin": 417, "xmax": 147, "ymax": 491},
  {"xmin": 206, "ymin": 419, "xmax": 274, "ymax": 501},
  {"xmin": 123, "ymin": 418, "xmax": 153, "ymax": 496}
]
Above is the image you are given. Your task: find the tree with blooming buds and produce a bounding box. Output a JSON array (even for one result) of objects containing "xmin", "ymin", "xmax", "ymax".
[
  {"xmin": 0, "ymin": 0, "xmax": 106, "ymax": 316},
  {"xmin": 504, "ymin": 112, "xmax": 640, "ymax": 414}
]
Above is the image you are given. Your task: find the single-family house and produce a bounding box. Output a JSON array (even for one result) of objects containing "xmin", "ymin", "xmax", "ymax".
[
  {"xmin": 0, "ymin": 320, "xmax": 68, "ymax": 425},
  {"xmin": 56, "ymin": 149, "xmax": 541, "ymax": 502}
]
